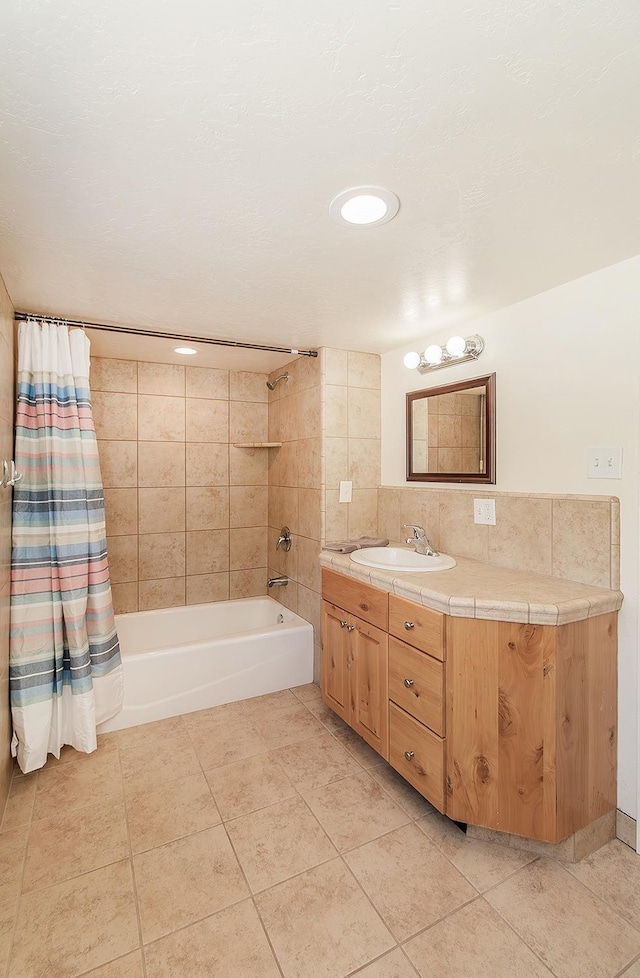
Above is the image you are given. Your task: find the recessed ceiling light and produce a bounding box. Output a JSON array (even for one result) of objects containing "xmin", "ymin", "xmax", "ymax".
[
  {"xmin": 174, "ymin": 347, "xmax": 197, "ymax": 355},
  {"xmin": 329, "ymin": 186, "xmax": 400, "ymax": 228}
]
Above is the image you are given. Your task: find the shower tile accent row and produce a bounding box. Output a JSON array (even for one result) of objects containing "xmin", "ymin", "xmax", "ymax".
[{"xmin": 93, "ymin": 358, "xmax": 269, "ymax": 614}]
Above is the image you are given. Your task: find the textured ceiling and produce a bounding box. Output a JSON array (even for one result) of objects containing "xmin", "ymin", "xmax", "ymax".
[{"xmin": 0, "ymin": 0, "xmax": 639, "ymax": 364}]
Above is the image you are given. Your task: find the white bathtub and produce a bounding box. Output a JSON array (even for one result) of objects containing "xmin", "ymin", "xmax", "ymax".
[{"xmin": 97, "ymin": 596, "xmax": 314, "ymax": 733}]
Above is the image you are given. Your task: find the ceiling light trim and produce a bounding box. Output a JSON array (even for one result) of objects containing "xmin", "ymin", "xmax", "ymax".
[{"xmin": 329, "ymin": 186, "xmax": 400, "ymax": 228}]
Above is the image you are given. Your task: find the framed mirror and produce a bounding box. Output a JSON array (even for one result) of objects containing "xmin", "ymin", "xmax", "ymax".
[{"xmin": 406, "ymin": 373, "xmax": 495, "ymax": 483}]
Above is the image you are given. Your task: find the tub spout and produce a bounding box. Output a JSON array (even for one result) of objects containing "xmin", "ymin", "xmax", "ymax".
[{"xmin": 267, "ymin": 576, "xmax": 289, "ymax": 587}]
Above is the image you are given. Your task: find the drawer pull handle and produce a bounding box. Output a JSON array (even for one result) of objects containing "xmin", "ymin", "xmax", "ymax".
[
  {"xmin": 404, "ymin": 750, "xmax": 415, "ymax": 761},
  {"xmin": 403, "ymin": 678, "xmax": 414, "ymax": 688},
  {"xmin": 404, "ymin": 621, "xmax": 415, "ymax": 630},
  {"xmin": 346, "ymin": 625, "xmax": 355, "ymax": 632},
  {"xmin": 339, "ymin": 620, "xmax": 348, "ymax": 628}
]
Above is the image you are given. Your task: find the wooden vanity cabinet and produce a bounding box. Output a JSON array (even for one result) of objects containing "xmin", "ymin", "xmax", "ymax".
[
  {"xmin": 446, "ymin": 614, "xmax": 617, "ymax": 844},
  {"xmin": 321, "ymin": 571, "xmax": 389, "ymax": 758},
  {"xmin": 321, "ymin": 568, "xmax": 618, "ymax": 844}
]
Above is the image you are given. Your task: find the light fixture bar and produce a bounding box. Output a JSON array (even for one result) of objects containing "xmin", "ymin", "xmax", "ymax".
[{"xmin": 404, "ymin": 334, "xmax": 485, "ymax": 373}]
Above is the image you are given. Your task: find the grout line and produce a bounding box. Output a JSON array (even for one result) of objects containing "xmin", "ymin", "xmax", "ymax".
[{"xmin": 117, "ymin": 743, "xmax": 148, "ymax": 978}]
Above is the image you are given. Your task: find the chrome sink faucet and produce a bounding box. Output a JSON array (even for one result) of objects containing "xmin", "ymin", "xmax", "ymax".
[{"xmin": 403, "ymin": 524, "xmax": 440, "ymax": 557}]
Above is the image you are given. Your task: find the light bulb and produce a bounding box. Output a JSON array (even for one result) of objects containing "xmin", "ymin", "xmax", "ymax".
[
  {"xmin": 403, "ymin": 351, "xmax": 421, "ymax": 369},
  {"xmin": 424, "ymin": 344, "xmax": 443, "ymax": 365},
  {"xmin": 340, "ymin": 195, "xmax": 388, "ymax": 225},
  {"xmin": 174, "ymin": 347, "xmax": 197, "ymax": 355},
  {"xmin": 446, "ymin": 335, "xmax": 466, "ymax": 357}
]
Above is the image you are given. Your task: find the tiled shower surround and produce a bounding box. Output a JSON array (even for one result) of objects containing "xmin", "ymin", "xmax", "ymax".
[{"xmin": 92, "ymin": 358, "xmax": 270, "ymax": 614}]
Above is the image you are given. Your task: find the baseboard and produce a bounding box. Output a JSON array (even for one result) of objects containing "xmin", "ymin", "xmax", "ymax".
[{"xmin": 616, "ymin": 809, "xmax": 637, "ymax": 851}]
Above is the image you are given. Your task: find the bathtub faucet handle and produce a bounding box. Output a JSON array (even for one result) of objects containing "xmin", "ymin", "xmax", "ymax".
[{"xmin": 275, "ymin": 526, "xmax": 292, "ymax": 552}]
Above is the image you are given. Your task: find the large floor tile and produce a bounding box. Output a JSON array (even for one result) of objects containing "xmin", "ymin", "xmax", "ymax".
[
  {"xmin": 187, "ymin": 717, "xmax": 270, "ymax": 769},
  {"xmin": 126, "ymin": 772, "xmax": 221, "ymax": 853},
  {"xmin": 33, "ymin": 750, "xmax": 124, "ymax": 819},
  {"xmin": 226, "ymin": 795, "xmax": 337, "ymax": 891},
  {"xmin": 301, "ymin": 772, "xmax": 410, "ymax": 852},
  {"xmin": 115, "ymin": 716, "xmax": 186, "ymax": 752},
  {"xmin": 23, "ymin": 800, "xmax": 129, "ymax": 892},
  {"xmin": 0, "ymin": 775, "xmax": 37, "ymax": 832},
  {"xmin": 486, "ymin": 857, "xmax": 640, "ymax": 978},
  {"xmin": 120, "ymin": 739, "xmax": 202, "ymax": 795},
  {"xmin": 0, "ymin": 826, "xmax": 29, "ymax": 900},
  {"xmin": 566, "ymin": 838, "xmax": 640, "ymax": 931},
  {"xmin": 621, "ymin": 959, "xmax": 640, "ymax": 977},
  {"xmin": 418, "ymin": 812, "xmax": 536, "ymax": 891},
  {"xmin": 9, "ymin": 860, "xmax": 139, "ymax": 977},
  {"xmin": 252, "ymin": 704, "xmax": 326, "ymax": 748},
  {"xmin": 368, "ymin": 764, "xmax": 436, "ymax": 819},
  {"xmin": 181, "ymin": 700, "xmax": 248, "ymax": 732},
  {"xmin": 404, "ymin": 898, "xmax": 554, "ymax": 978},
  {"xmin": 133, "ymin": 824, "xmax": 249, "ymax": 943},
  {"xmin": 352, "ymin": 948, "xmax": 419, "ymax": 977},
  {"xmin": 144, "ymin": 898, "xmax": 281, "ymax": 977},
  {"xmin": 272, "ymin": 732, "xmax": 362, "ymax": 789},
  {"xmin": 344, "ymin": 823, "xmax": 476, "ymax": 941},
  {"xmin": 241, "ymin": 688, "xmax": 300, "ymax": 718},
  {"xmin": 44, "ymin": 733, "xmax": 119, "ymax": 769},
  {"xmin": 256, "ymin": 857, "xmax": 394, "ymax": 978},
  {"xmin": 291, "ymin": 682, "xmax": 323, "ymax": 705},
  {"xmin": 83, "ymin": 950, "xmax": 145, "ymax": 977},
  {"xmin": 205, "ymin": 751, "xmax": 297, "ymax": 820}
]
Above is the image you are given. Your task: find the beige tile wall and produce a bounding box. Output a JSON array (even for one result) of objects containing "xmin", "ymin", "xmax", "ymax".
[
  {"xmin": 267, "ymin": 355, "xmax": 323, "ymax": 679},
  {"xmin": 377, "ymin": 487, "xmax": 620, "ymax": 589},
  {"xmin": 0, "ymin": 276, "xmax": 14, "ymax": 813},
  {"xmin": 93, "ymin": 358, "xmax": 269, "ymax": 613},
  {"xmin": 322, "ymin": 349, "xmax": 381, "ymax": 543}
]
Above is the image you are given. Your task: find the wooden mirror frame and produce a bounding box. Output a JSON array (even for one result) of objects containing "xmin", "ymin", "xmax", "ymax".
[{"xmin": 406, "ymin": 372, "xmax": 496, "ymax": 484}]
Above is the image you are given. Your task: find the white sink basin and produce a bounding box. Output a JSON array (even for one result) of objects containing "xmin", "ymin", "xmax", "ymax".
[{"xmin": 349, "ymin": 547, "xmax": 456, "ymax": 573}]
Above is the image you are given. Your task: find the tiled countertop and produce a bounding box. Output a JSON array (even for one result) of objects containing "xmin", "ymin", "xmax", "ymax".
[{"xmin": 319, "ymin": 547, "xmax": 623, "ymax": 626}]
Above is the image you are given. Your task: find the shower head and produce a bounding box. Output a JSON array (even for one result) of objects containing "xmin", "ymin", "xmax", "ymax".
[{"xmin": 266, "ymin": 372, "xmax": 289, "ymax": 391}]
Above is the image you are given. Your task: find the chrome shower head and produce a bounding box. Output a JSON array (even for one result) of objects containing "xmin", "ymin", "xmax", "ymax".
[{"xmin": 266, "ymin": 372, "xmax": 289, "ymax": 391}]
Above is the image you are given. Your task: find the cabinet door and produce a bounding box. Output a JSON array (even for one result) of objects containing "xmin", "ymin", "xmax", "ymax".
[
  {"xmin": 350, "ymin": 619, "xmax": 389, "ymax": 758},
  {"xmin": 321, "ymin": 601, "xmax": 350, "ymax": 721}
]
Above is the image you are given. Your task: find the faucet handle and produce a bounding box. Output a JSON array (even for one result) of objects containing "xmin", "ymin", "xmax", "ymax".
[{"xmin": 402, "ymin": 523, "xmax": 425, "ymax": 537}]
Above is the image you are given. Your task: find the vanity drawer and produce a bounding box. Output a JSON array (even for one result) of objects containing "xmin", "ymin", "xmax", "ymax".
[
  {"xmin": 389, "ymin": 595, "xmax": 445, "ymax": 660},
  {"xmin": 388, "ymin": 637, "xmax": 444, "ymax": 735},
  {"xmin": 322, "ymin": 569, "xmax": 388, "ymax": 630},
  {"xmin": 389, "ymin": 702, "xmax": 445, "ymax": 812}
]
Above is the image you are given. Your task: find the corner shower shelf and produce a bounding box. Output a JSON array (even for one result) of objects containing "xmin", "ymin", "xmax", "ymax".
[{"xmin": 232, "ymin": 442, "xmax": 282, "ymax": 448}]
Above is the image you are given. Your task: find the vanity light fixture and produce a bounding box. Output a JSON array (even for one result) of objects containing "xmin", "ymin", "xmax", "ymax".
[
  {"xmin": 403, "ymin": 334, "xmax": 485, "ymax": 373},
  {"xmin": 174, "ymin": 346, "xmax": 197, "ymax": 355},
  {"xmin": 329, "ymin": 186, "xmax": 400, "ymax": 228}
]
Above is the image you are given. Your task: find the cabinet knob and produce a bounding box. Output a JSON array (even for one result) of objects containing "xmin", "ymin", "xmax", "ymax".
[
  {"xmin": 404, "ymin": 621, "xmax": 415, "ymax": 630},
  {"xmin": 404, "ymin": 750, "xmax": 415, "ymax": 761},
  {"xmin": 346, "ymin": 625, "xmax": 355, "ymax": 632},
  {"xmin": 403, "ymin": 678, "xmax": 414, "ymax": 688},
  {"xmin": 339, "ymin": 620, "xmax": 347, "ymax": 628}
]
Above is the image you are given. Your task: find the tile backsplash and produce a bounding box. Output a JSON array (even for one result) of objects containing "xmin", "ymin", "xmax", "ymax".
[{"xmin": 377, "ymin": 487, "xmax": 620, "ymax": 590}]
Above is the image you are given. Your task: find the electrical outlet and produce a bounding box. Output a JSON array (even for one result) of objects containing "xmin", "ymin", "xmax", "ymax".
[
  {"xmin": 339, "ymin": 480, "xmax": 352, "ymax": 503},
  {"xmin": 587, "ymin": 446, "xmax": 622, "ymax": 479},
  {"xmin": 474, "ymin": 498, "xmax": 496, "ymax": 525}
]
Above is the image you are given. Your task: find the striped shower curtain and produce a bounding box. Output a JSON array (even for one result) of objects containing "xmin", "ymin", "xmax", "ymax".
[{"xmin": 10, "ymin": 320, "xmax": 123, "ymax": 773}]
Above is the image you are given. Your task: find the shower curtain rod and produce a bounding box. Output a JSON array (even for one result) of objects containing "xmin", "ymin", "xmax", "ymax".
[{"xmin": 14, "ymin": 311, "xmax": 318, "ymax": 358}]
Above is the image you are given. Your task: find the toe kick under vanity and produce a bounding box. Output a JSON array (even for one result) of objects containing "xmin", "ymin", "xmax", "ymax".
[{"xmin": 319, "ymin": 553, "xmax": 623, "ymax": 849}]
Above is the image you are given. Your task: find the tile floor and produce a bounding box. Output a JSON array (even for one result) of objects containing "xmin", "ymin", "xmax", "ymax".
[{"xmin": 1, "ymin": 683, "xmax": 640, "ymax": 977}]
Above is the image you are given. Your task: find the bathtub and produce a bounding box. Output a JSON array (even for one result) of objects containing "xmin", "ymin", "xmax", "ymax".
[{"xmin": 97, "ymin": 596, "xmax": 314, "ymax": 733}]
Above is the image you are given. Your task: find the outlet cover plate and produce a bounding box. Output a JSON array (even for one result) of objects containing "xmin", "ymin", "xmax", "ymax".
[
  {"xmin": 474, "ymin": 498, "xmax": 496, "ymax": 525},
  {"xmin": 339, "ymin": 480, "xmax": 353, "ymax": 503}
]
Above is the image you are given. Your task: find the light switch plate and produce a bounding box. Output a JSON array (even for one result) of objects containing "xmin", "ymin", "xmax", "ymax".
[
  {"xmin": 339, "ymin": 480, "xmax": 352, "ymax": 503},
  {"xmin": 474, "ymin": 498, "xmax": 496, "ymax": 525},
  {"xmin": 587, "ymin": 446, "xmax": 622, "ymax": 479}
]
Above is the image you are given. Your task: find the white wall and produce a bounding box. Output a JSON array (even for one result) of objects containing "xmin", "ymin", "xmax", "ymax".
[{"xmin": 382, "ymin": 255, "xmax": 640, "ymax": 822}]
